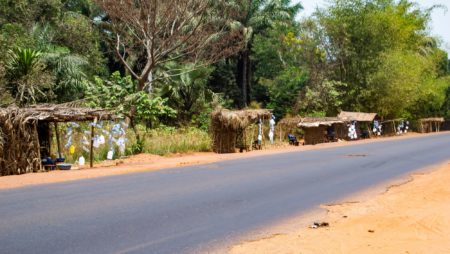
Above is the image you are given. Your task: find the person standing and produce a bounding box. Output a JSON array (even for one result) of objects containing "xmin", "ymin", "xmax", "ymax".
[
  {"xmin": 269, "ymin": 115, "xmax": 276, "ymax": 144},
  {"xmin": 257, "ymin": 118, "xmax": 263, "ymax": 146},
  {"xmin": 348, "ymin": 121, "xmax": 358, "ymax": 140}
]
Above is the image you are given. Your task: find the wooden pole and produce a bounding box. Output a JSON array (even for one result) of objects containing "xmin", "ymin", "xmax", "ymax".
[
  {"xmin": 90, "ymin": 121, "xmax": 96, "ymax": 168},
  {"xmin": 48, "ymin": 123, "xmax": 52, "ymax": 157},
  {"xmin": 279, "ymin": 125, "xmax": 282, "ymax": 142},
  {"xmin": 54, "ymin": 122, "xmax": 62, "ymax": 159},
  {"xmin": 34, "ymin": 122, "xmax": 42, "ymax": 172},
  {"xmin": 262, "ymin": 118, "xmax": 265, "ymax": 149}
]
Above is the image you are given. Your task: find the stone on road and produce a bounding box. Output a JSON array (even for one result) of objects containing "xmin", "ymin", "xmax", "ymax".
[{"xmin": 1, "ymin": 133, "xmax": 449, "ymax": 254}]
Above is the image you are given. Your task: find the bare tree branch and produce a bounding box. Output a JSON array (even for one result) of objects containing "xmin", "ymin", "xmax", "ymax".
[{"xmin": 96, "ymin": 0, "xmax": 244, "ymax": 91}]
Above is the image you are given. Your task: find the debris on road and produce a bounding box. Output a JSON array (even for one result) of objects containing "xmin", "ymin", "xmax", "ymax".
[{"xmin": 310, "ymin": 221, "xmax": 329, "ymax": 229}]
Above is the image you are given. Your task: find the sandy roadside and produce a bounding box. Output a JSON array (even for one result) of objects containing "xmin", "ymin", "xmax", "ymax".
[
  {"xmin": 229, "ymin": 160, "xmax": 450, "ymax": 254},
  {"xmin": 0, "ymin": 132, "xmax": 443, "ymax": 190}
]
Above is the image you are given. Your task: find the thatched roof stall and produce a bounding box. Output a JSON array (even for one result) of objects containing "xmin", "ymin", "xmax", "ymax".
[
  {"xmin": 338, "ymin": 111, "xmax": 378, "ymax": 138},
  {"xmin": 380, "ymin": 119, "xmax": 404, "ymax": 136},
  {"xmin": 277, "ymin": 116, "xmax": 302, "ymax": 142},
  {"xmin": 0, "ymin": 104, "xmax": 116, "ymax": 176},
  {"xmin": 418, "ymin": 117, "xmax": 445, "ymax": 133},
  {"xmin": 211, "ymin": 109, "xmax": 272, "ymax": 153},
  {"xmin": 338, "ymin": 111, "xmax": 377, "ymax": 122},
  {"xmin": 298, "ymin": 117, "xmax": 343, "ymax": 128},
  {"xmin": 298, "ymin": 117, "xmax": 346, "ymax": 145}
]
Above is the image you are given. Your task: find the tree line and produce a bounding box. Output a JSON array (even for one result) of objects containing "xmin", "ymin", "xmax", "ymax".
[{"xmin": 1, "ymin": 0, "xmax": 449, "ymax": 128}]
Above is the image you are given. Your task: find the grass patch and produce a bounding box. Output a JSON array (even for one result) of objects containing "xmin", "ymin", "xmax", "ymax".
[{"xmin": 140, "ymin": 127, "xmax": 211, "ymax": 156}]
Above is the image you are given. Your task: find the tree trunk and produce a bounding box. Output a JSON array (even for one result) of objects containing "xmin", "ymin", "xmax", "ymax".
[
  {"xmin": 246, "ymin": 47, "xmax": 252, "ymax": 104},
  {"xmin": 138, "ymin": 78, "xmax": 146, "ymax": 91},
  {"xmin": 237, "ymin": 50, "xmax": 250, "ymax": 108}
]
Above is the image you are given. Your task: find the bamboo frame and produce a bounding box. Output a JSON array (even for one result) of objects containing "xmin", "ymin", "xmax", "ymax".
[
  {"xmin": 54, "ymin": 122, "xmax": 62, "ymax": 159},
  {"xmin": 0, "ymin": 105, "xmax": 117, "ymax": 176}
]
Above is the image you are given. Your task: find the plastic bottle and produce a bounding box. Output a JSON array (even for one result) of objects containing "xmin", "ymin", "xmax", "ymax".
[
  {"xmin": 107, "ymin": 150, "xmax": 114, "ymax": 160},
  {"xmin": 79, "ymin": 156, "xmax": 85, "ymax": 166}
]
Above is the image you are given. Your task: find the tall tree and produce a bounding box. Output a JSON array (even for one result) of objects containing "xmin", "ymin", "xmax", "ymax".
[
  {"xmin": 234, "ymin": 0, "xmax": 301, "ymax": 107},
  {"xmin": 95, "ymin": 0, "xmax": 242, "ymax": 92},
  {"xmin": 317, "ymin": 0, "xmax": 432, "ymax": 111}
]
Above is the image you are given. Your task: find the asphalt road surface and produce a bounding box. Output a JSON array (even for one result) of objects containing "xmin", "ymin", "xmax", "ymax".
[{"xmin": 1, "ymin": 133, "xmax": 450, "ymax": 254}]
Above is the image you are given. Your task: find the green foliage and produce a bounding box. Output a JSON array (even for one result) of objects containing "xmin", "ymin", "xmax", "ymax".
[
  {"xmin": 0, "ymin": 0, "xmax": 106, "ymax": 107},
  {"xmin": 131, "ymin": 92, "xmax": 177, "ymax": 126},
  {"xmin": 207, "ymin": 60, "xmax": 241, "ymax": 107},
  {"xmin": 361, "ymin": 50, "xmax": 432, "ymax": 118},
  {"xmin": 62, "ymin": 0, "xmax": 95, "ymax": 16},
  {"xmin": 216, "ymin": 0, "xmax": 302, "ymax": 107},
  {"xmin": 54, "ymin": 12, "xmax": 106, "ymax": 75},
  {"xmin": 87, "ymin": 72, "xmax": 176, "ymax": 126},
  {"xmin": 157, "ymin": 63, "xmax": 215, "ymax": 124},
  {"xmin": 0, "ymin": 0, "xmax": 449, "ymax": 155},
  {"xmin": 261, "ymin": 66, "xmax": 308, "ymax": 118},
  {"xmin": 443, "ymin": 85, "xmax": 450, "ymax": 118},
  {"xmin": 5, "ymin": 48, "xmax": 55, "ymax": 105},
  {"xmin": 410, "ymin": 76, "xmax": 450, "ymax": 118},
  {"xmin": 297, "ymin": 80, "xmax": 347, "ymax": 116},
  {"xmin": 0, "ymin": 63, "xmax": 14, "ymax": 107},
  {"xmin": 0, "ymin": 0, "xmax": 61, "ymax": 26},
  {"xmin": 294, "ymin": 0, "xmax": 450, "ymax": 119},
  {"xmin": 129, "ymin": 137, "xmax": 145, "ymax": 155},
  {"xmin": 6, "ymin": 48, "xmax": 42, "ymax": 77},
  {"xmin": 252, "ymin": 24, "xmax": 297, "ymax": 81}
]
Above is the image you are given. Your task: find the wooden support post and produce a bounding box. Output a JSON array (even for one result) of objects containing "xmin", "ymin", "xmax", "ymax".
[
  {"xmin": 48, "ymin": 123, "xmax": 52, "ymax": 157},
  {"xmin": 262, "ymin": 118, "xmax": 265, "ymax": 149},
  {"xmin": 54, "ymin": 122, "xmax": 62, "ymax": 159},
  {"xmin": 34, "ymin": 122, "xmax": 42, "ymax": 172},
  {"xmin": 279, "ymin": 125, "xmax": 282, "ymax": 142},
  {"xmin": 90, "ymin": 119, "xmax": 96, "ymax": 168}
]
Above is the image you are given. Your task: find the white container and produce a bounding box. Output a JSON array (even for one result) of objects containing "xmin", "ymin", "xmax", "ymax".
[
  {"xmin": 107, "ymin": 150, "xmax": 114, "ymax": 160},
  {"xmin": 79, "ymin": 156, "xmax": 85, "ymax": 166}
]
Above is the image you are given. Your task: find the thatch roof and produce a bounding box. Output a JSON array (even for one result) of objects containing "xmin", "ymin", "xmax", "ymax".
[
  {"xmin": 298, "ymin": 117, "xmax": 343, "ymax": 128},
  {"xmin": 278, "ymin": 116, "xmax": 302, "ymax": 127},
  {"xmin": 381, "ymin": 118, "xmax": 404, "ymax": 124},
  {"xmin": 211, "ymin": 108, "xmax": 272, "ymax": 130},
  {"xmin": 338, "ymin": 111, "xmax": 377, "ymax": 122},
  {"xmin": 419, "ymin": 117, "xmax": 444, "ymax": 122},
  {"xmin": 0, "ymin": 104, "xmax": 117, "ymax": 123}
]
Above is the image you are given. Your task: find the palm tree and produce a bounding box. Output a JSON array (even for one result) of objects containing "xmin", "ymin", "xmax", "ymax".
[
  {"xmin": 234, "ymin": 0, "xmax": 302, "ymax": 107},
  {"xmin": 5, "ymin": 48, "xmax": 54, "ymax": 105},
  {"xmin": 32, "ymin": 24, "xmax": 89, "ymax": 102},
  {"xmin": 43, "ymin": 49, "xmax": 89, "ymax": 102},
  {"xmin": 158, "ymin": 62, "xmax": 214, "ymax": 124},
  {"xmin": 6, "ymin": 48, "xmax": 42, "ymax": 78}
]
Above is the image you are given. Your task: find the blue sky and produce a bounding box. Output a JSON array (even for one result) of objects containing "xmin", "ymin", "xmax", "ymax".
[{"xmin": 294, "ymin": 0, "xmax": 450, "ymax": 53}]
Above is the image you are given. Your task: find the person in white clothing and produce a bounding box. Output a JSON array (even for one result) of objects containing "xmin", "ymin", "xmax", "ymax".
[{"xmin": 269, "ymin": 115, "xmax": 276, "ymax": 144}]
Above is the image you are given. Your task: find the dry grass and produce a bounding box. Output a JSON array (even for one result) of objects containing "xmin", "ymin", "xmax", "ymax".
[
  {"xmin": 141, "ymin": 127, "xmax": 211, "ymax": 155},
  {"xmin": 0, "ymin": 108, "xmax": 41, "ymax": 175}
]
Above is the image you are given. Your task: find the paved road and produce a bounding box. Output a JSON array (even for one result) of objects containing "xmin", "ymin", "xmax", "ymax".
[{"xmin": 1, "ymin": 133, "xmax": 450, "ymax": 254}]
